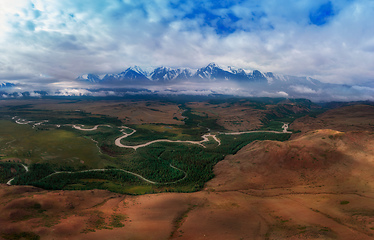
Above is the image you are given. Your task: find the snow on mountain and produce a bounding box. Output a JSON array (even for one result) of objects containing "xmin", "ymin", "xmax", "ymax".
[
  {"xmin": 1, "ymin": 64, "xmax": 368, "ymax": 101},
  {"xmin": 0, "ymin": 82, "xmax": 15, "ymax": 88},
  {"xmin": 249, "ymin": 70, "xmax": 267, "ymax": 81},
  {"xmin": 190, "ymin": 63, "xmax": 269, "ymax": 82},
  {"xmin": 194, "ymin": 63, "xmax": 235, "ymax": 81},
  {"xmin": 76, "ymin": 74, "xmax": 102, "ymax": 83},
  {"xmin": 150, "ymin": 67, "xmax": 181, "ymax": 82},
  {"xmin": 130, "ymin": 66, "xmax": 148, "ymax": 76},
  {"xmin": 77, "ymin": 66, "xmax": 151, "ymax": 84},
  {"xmin": 78, "ymin": 63, "xmax": 276, "ymax": 84},
  {"xmin": 175, "ymin": 69, "xmax": 193, "ymax": 81},
  {"xmin": 76, "ymin": 64, "xmax": 327, "ymax": 94},
  {"xmin": 110, "ymin": 67, "xmax": 149, "ymax": 82}
]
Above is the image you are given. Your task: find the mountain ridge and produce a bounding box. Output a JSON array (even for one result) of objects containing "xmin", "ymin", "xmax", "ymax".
[
  {"xmin": 77, "ymin": 62, "xmax": 280, "ymax": 83},
  {"xmin": 69, "ymin": 63, "xmax": 374, "ymax": 101},
  {"xmin": 0, "ymin": 64, "xmax": 372, "ymax": 102},
  {"xmin": 0, "ymin": 82, "xmax": 15, "ymax": 88}
]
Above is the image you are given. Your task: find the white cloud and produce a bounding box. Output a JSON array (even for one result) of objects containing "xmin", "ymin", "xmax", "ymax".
[
  {"xmin": 55, "ymin": 88, "xmax": 91, "ymax": 96},
  {"xmin": 259, "ymin": 91, "xmax": 289, "ymax": 98},
  {"xmin": 0, "ymin": 0, "xmax": 373, "ymax": 92},
  {"xmin": 290, "ymin": 85, "xmax": 319, "ymax": 94}
]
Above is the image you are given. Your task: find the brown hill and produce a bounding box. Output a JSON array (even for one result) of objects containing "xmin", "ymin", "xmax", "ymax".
[
  {"xmin": 2, "ymin": 130, "xmax": 374, "ymax": 239},
  {"xmin": 187, "ymin": 100, "xmax": 316, "ymax": 131},
  {"xmin": 208, "ymin": 129, "xmax": 374, "ymax": 191},
  {"xmin": 291, "ymin": 104, "xmax": 374, "ymax": 134},
  {"xmin": 203, "ymin": 129, "xmax": 374, "ymax": 239}
]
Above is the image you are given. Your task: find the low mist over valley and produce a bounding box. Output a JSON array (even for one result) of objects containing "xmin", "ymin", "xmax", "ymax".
[{"xmin": 1, "ymin": 63, "xmax": 374, "ymax": 102}]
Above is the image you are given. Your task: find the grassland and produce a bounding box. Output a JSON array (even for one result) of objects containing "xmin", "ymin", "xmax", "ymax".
[
  {"xmin": 2, "ymin": 101, "xmax": 374, "ymax": 240},
  {"xmin": 0, "ymin": 120, "xmax": 107, "ymax": 169},
  {"xmin": 0, "ymin": 162, "xmax": 26, "ymax": 183},
  {"xmin": 0, "ymin": 98, "xmax": 313, "ymax": 194}
]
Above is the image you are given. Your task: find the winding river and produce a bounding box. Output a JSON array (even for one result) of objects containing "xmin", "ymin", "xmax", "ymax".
[
  {"xmin": 8, "ymin": 118, "xmax": 291, "ymax": 186},
  {"xmin": 6, "ymin": 164, "xmax": 29, "ymax": 186},
  {"xmin": 112, "ymin": 123, "xmax": 290, "ymax": 150}
]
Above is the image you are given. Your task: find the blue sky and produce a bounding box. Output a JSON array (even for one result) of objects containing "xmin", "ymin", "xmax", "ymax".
[{"xmin": 0, "ymin": 0, "xmax": 374, "ymax": 87}]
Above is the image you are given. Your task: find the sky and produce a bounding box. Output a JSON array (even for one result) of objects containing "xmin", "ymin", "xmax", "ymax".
[{"xmin": 0, "ymin": 0, "xmax": 374, "ymax": 89}]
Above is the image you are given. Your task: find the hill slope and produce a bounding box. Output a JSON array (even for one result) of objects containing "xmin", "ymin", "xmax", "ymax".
[
  {"xmin": 290, "ymin": 104, "xmax": 374, "ymax": 134},
  {"xmin": 2, "ymin": 129, "xmax": 374, "ymax": 239},
  {"xmin": 1, "ymin": 102, "xmax": 374, "ymax": 239},
  {"xmin": 208, "ymin": 129, "xmax": 374, "ymax": 192}
]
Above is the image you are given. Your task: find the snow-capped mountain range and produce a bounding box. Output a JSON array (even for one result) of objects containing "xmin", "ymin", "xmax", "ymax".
[
  {"xmin": 1, "ymin": 63, "xmax": 373, "ymax": 102},
  {"xmin": 0, "ymin": 82, "xmax": 15, "ymax": 88},
  {"xmin": 77, "ymin": 63, "xmax": 276, "ymax": 83},
  {"xmin": 73, "ymin": 63, "xmax": 374, "ymax": 101}
]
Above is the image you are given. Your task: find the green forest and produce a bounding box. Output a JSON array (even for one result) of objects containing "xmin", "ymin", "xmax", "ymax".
[{"xmin": 0, "ymin": 99, "xmax": 304, "ymax": 194}]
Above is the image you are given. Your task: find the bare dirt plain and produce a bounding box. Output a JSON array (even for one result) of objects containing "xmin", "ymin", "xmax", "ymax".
[{"xmin": 1, "ymin": 102, "xmax": 374, "ymax": 239}]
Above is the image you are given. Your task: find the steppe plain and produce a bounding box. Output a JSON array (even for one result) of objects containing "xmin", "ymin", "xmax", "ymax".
[{"xmin": 0, "ymin": 98, "xmax": 374, "ymax": 240}]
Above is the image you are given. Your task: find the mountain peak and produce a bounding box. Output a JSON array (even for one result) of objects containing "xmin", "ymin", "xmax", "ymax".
[
  {"xmin": 0, "ymin": 82, "xmax": 15, "ymax": 88},
  {"xmin": 127, "ymin": 66, "xmax": 147, "ymax": 75},
  {"xmin": 76, "ymin": 74, "xmax": 102, "ymax": 83},
  {"xmin": 151, "ymin": 67, "xmax": 180, "ymax": 82},
  {"xmin": 207, "ymin": 62, "xmax": 220, "ymax": 68},
  {"xmin": 77, "ymin": 64, "xmax": 277, "ymax": 84}
]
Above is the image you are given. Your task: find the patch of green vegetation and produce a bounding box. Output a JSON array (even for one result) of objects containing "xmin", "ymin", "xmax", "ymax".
[
  {"xmin": 34, "ymin": 170, "xmax": 143, "ymax": 191},
  {"xmin": 0, "ymin": 106, "xmax": 122, "ymax": 126},
  {"xmin": 0, "ymin": 162, "xmax": 26, "ymax": 183},
  {"xmin": 110, "ymin": 214, "xmax": 127, "ymax": 228},
  {"xmin": 122, "ymin": 125, "xmax": 179, "ymax": 143},
  {"xmin": 81, "ymin": 210, "xmax": 112, "ymax": 233},
  {"xmin": 170, "ymin": 205, "xmax": 196, "ymax": 238},
  {"xmin": 340, "ymin": 200, "xmax": 350, "ymax": 205},
  {"xmin": 190, "ymin": 111, "xmax": 207, "ymax": 117},
  {"xmin": 259, "ymin": 101, "xmax": 326, "ymax": 131},
  {"xmin": 130, "ymin": 124, "xmax": 198, "ymax": 141},
  {"xmin": 259, "ymin": 120, "xmax": 284, "ymax": 131},
  {"xmin": 181, "ymin": 104, "xmax": 225, "ymax": 132},
  {"xmin": 15, "ymin": 129, "xmax": 290, "ymax": 194},
  {"xmin": 319, "ymin": 227, "xmax": 331, "ymax": 232},
  {"xmin": 91, "ymin": 211, "xmax": 106, "ymax": 229},
  {"xmin": 1, "ymin": 232, "xmax": 40, "ymax": 240},
  {"xmin": 40, "ymin": 212, "xmax": 61, "ymax": 228},
  {"xmin": 217, "ymin": 132, "xmax": 290, "ymax": 154},
  {"xmin": 12, "ymin": 163, "xmax": 54, "ymax": 186},
  {"xmin": 0, "ymin": 120, "xmax": 106, "ymax": 169},
  {"xmin": 1, "ymin": 101, "xmax": 293, "ymax": 195}
]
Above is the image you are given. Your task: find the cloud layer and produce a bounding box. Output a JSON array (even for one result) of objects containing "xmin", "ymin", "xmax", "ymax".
[{"xmin": 1, "ymin": 0, "xmax": 374, "ymax": 88}]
